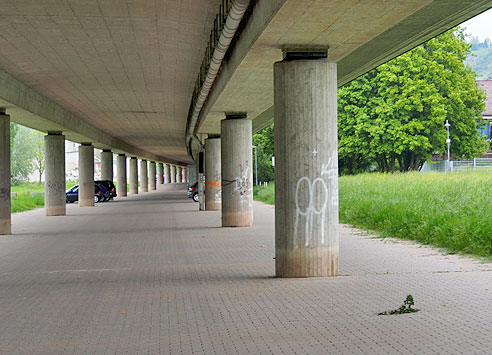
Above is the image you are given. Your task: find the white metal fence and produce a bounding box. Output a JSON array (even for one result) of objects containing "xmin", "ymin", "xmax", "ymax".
[{"xmin": 421, "ymin": 158, "xmax": 492, "ymax": 172}]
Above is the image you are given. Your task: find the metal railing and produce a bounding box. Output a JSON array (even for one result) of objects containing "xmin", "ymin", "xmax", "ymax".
[{"xmin": 421, "ymin": 158, "xmax": 492, "ymax": 172}]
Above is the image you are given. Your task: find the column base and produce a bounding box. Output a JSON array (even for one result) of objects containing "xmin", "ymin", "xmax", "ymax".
[
  {"xmin": 0, "ymin": 219, "xmax": 11, "ymax": 235},
  {"xmin": 275, "ymin": 247, "xmax": 339, "ymax": 278},
  {"xmin": 46, "ymin": 205, "xmax": 66, "ymax": 216},
  {"xmin": 222, "ymin": 212, "xmax": 252, "ymax": 227}
]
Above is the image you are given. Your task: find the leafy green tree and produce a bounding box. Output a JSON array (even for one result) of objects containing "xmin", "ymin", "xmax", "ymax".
[
  {"xmin": 30, "ymin": 130, "xmax": 45, "ymax": 184},
  {"xmin": 11, "ymin": 126, "xmax": 39, "ymax": 181},
  {"xmin": 339, "ymin": 27, "xmax": 487, "ymax": 173},
  {"xmin": 252, "ymin": 123, "xmax": 274, "ymax": 182}
]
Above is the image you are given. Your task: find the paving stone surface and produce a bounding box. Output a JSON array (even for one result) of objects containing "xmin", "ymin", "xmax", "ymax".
[{"xmin": 1, "ymin": 183, "xmax": 491, "ymax": 354}]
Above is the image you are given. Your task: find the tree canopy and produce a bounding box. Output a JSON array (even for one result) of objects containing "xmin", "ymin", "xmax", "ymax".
[
  {"xmin": 252, "ymin": 123, "xmax": 274, "ymax": 183},
  {"xmin": 11, "ymin": 123, "xmax": 45, "ymax": 182},
  {"xmin": 338, "ymin": 27, "xmax": 487, "ymax": 174}
]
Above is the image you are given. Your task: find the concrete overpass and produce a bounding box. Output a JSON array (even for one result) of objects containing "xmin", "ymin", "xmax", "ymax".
[{"xmin": 1, "ymin": 0, "xmax": 491, "ymax": 277}]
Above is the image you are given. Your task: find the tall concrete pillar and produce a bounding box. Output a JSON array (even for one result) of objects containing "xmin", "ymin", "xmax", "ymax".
[
  {"xmin": 140, "ymin": 160, "xmax": 148, "ymax": 192},
  {"xmin": 189, "ymin": 164, "xmax": 197, "ymax": 186},
  {"xmin": 158, "ymin": 163, "xmax": 164, "ymax": 184},
  {"xmin": 205, "ymin": 137, "xmax": 221, "ymax": 211},
  {"xmin": 129, "ymin": 157, "xmax": 138, "ymax": 194},
  {"xmin": 170, "ymin": 165, "xmax": 176, "ymax": 183},
  {"xmin": 164, "ymin": 164, "xmax": 171, "ymax": 184},
  {"xmin": 149, "ymin": 161, "xmax": 156, "ymax": 190},
  {"xmin": 79, "ymin": 143, "xmax": 94, "ymax": 207},
  {"xmin": 177, "ymin": 167, "xmax": 182, "ymax": 183},
  {"xmin": 44, "ymin": 132, "xmax": 66, "ymax": 216},
  {"xmin": 0, "ymin": 111, "xmax": 11, "ymax": 234},
  {"xmin": 101, "ymin": 150, "xmax": 113, "ymax": 181},
  {"xmin": 221, "ymin": 114, "xmax": 253, "ymax": 227},
  {"xmin": 117, "ymin": 154, "xmax": 127, "ymax": 197},
  {"xmin": 274, "ymin": 50, "xmax": 338, "ymax": 277}
]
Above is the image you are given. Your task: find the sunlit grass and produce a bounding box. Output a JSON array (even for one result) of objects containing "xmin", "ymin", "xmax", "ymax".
[
  {"xmin": 11, "ymin": 181, "xmax": 77, "ymax": 213},
  {"xmin": 254, "ymin": 171, "xmax": 492, "ymax": 258}
]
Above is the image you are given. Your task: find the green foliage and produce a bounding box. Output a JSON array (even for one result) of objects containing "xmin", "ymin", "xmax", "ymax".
[
  {"xmin": 253, "ymin": 172, "xmax": 492, "ymax": 258},
  {"xmin": 467, "ymin": 36, "xmax": 492, "ymax": 79},
  {"xmin": 339, "ymin": 28, "xmax": 487, "ymax": 174},
  {"xmin": 379, "ymin": 295, "xmax": 420, "ymax": 315},
  {"xmin": 10, "ymin": 125, "xmax": 45, "ymax": 182},
  {"xmin": 253, "ymin": 182, "xmax": 275, "ymax": 205},
  {"xmin": 252, "ymin": 124, "xmax": 274, "ymax": 182},
  {"xmin": 11, "ymin": 181, "xmax": 76, "ymax": 213},
  {"xmin": 339, "ymin": 171, "xmax": 492, "ymax": 258}
]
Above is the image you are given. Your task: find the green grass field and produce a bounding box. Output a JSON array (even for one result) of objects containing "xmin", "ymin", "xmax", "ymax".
[
  {"xmin": 11, "ymin": 181, "xmax": 77, "ymax": 213},
  {"xmin": 253, "ymin": 172, "xmax": 492, "ymax": 258}
]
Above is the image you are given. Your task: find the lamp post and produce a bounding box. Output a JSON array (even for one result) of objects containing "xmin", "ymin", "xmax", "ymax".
[
  {"xmin": 252, "ymin": 145, "xmax": 258, "ymax": 186},
  {"xmin": 445, "ymin": 119, "xmax": 451, "ymax": 171}
]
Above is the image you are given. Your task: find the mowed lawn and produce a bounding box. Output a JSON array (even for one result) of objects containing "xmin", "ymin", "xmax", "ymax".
[
  {"xmin": 254, "ymin": 172, "xmax": 492, "ymax": 258},
  {"xmin": 11, "ymin": 181, "xmax": 76, "ymax": 213}
]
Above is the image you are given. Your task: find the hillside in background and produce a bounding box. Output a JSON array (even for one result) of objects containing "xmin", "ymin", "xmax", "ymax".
[{"xmin": 466, "ymin": 36, "xmax": 492, "ymax": 79}]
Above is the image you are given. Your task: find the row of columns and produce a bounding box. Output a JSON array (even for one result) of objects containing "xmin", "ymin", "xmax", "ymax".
[
  {"xmin": 202, "ymin": 114, "xmax": 253, "ymax": 228},
  {"xmin": 200, "ymin": 51, "xmax": 338, "ymax": 277},
  {"xmin": 0, "ymin": 115, "xmax": 189, "ymax": 233}
]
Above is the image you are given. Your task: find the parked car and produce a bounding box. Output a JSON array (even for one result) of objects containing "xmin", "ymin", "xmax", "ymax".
[
  {"xmin": 95, "ymin": 180, "xmax": 117, "ymax": 200},
  {"xmin": 187, "ymin": 182, "xmax": 198, "ymax": 202},
  {"xmin": 66, "ymin": 184, "xmax": 106, "ymax": 203}
]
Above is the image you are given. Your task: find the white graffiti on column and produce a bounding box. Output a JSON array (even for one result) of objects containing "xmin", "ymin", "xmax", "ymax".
[
  {"xmin": 321, "ymin": 150, "xmax": 339, "ymax": 207},
  {"xmin": 233, "ymin": 163, "xmax": 253, "ymax": 207},
  {"xmin": 295, "ymin": 177, "xmax": 329, "ymax": 246}
]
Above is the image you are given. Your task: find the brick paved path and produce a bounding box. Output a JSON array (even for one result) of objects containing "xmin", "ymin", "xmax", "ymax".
[{"xmin": 1, "ymin": 184, "xmax": 491, "ymax": 354}]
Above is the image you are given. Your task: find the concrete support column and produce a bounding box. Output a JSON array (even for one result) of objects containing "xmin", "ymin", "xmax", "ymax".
[
  {"xmin": 170, "ymin": 165, "xmax": 176, "ymax": 183},
  {"xmin": 79, "ymin": 143, "xmax": 94, "ymax": 207},
  {"xmin": 44, "ymin": 132, "xmax": 66, "ymax": 216},
  {"xmin": 117, "ymin": 154, "xmax": 127, "ymax": 197},
  {"xmin": 158, "ymin": 163, "xmax": 164, "ymax": 184},
  {"xmin": 221, "ymin": 114, "xmax": 253, "ymax": 227},
  {"xmin": 101, "ymin": 150, "xmax": 113, "ymax": 181},
  {"xmin": 189, "ymin": 164, "xmax": 197, "ymax": 186},
  {"xmin": 205, "ymin": 137, "xmax": 221, "ymax": 211},
  {"xmin": 274, "ymin": 52, "xmax": 338, "ymax": 277},
  {"xmin": 129, "ymin": 157, "xmax": 138, "ymax": 194},
  {"xmin": 140, "ymin": 160, "xmax": 148, "ymax": 192},
  {"xmin": 149, "ymin": 161, "xmax": 156, "ymax": 190},
  {"xmin": 177, "ymin": 167, "xmax": 182, "ymax": 183},
  {"xmin": 164, "ymin": 164, "xmax": 171, "ymax": 184},
  {"xmin": 0, "ymin": 111, "xmax": 11, "ymax": 234}
]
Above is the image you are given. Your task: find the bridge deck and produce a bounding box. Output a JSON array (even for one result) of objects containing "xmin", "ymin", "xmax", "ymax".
[{"xmin": 1, "ymin": 184, "xmax": 491, "ymax": 354}]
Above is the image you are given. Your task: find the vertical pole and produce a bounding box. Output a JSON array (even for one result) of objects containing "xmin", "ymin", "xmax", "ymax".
[
  {"xmin": 170, "ymin": 165, "xmax": 176, "ymax": 183},
  {"xmin": 101, "ymin": 150, "xmax": 113, "ymax": 181},
  {"xmin": 129, "ymin": 157, "xmax": 138, "ymax": 194},
  {"xmin": 221, "ymin": 114, "xmax": 253, "ymax": 227},
  {"xmin": 274, "ymin": 51, "xmax": 338, "ymax": 277},
  {"xmin": 149, "ymin": 161, "xmax": 156, "ymax": 190},
  {"xmin": 117, "ymin": 154, "xmax": 127, "ymax": 197},
  {"xmin": 79, "ymin": 143, "xmax": 94, "ymax": 207},
  {"xmin": 205, "ymin": 137, "xmax": 221, "ymax": 211},
  {"xmin": 45, "ymin": 132, "xmax": 66, "ymax": 216},
  {"xmin": 0, "ymin": 111, "xmax": 11, "ymax": 234},
  {"xmin": 158, "ymin": 163, "xmax": 164, "ymax": 184},
  {"xmin": 140, "ymin": 160, "xmax": 148, "ymax": 192},
  {"xmin": 164, "ymin": 164, "xmax": 171, "ymax": 184}
]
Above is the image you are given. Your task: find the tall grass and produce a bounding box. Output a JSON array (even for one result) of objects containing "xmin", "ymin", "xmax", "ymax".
[
  {"xmin": 253, "ymin": 183, "xmax": 275, "ymax": 205},
  {"xmin": 11, "ymin": 181, "xmax": 77, "ymax": 213},
  {"xmin": 253, "ymin": 172, "xmax": 492, "ymax": 258}
]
